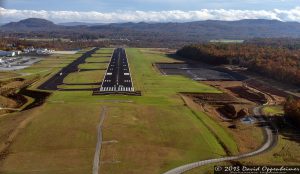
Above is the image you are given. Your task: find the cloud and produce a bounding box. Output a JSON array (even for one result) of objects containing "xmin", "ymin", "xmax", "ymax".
[{"xmin": 1, "ymin": 7, "xmax": 300, "ymax": 23}]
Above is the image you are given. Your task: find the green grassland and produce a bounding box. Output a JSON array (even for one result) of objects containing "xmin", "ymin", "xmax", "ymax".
[
  {"xmin": 263, "ymin": 106, "xmax": 284, "ymax": 116},
  {"xmin": 78, "ymin": 63, "xmax": 108, "ymax": 70},
  {"xmin": 0, "ymin": 48, "xmax": 238, "ymax": 174},
  {"xmin": 95, "ymin": 48, "xmax": 114, "ymax": 54},
  {"xmin": 58, "ymin": 84, "xmax": 100, "ymax": 90},
  {"xmin": 63, "ymin": 70, "xmax": 105, "ymax": 84},
  {"xmin": 85, "ymin": 57, "xmax": 111, "ymax": 63}
]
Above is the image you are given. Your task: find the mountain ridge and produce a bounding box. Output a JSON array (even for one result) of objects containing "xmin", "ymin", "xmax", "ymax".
[{"xmin": 1, "ymin": 18, "xmax": 300, "ymax": 43}]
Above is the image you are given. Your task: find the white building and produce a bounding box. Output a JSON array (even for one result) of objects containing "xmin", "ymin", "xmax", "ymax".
[{"xmin": 23, "ymin": 47, "xmax": 53, "ymax": 55}]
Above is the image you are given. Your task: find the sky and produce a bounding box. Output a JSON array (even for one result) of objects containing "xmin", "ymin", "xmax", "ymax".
[{"xmin": 1, "ymin": 0, "xmax": 300, "ymax": 23}]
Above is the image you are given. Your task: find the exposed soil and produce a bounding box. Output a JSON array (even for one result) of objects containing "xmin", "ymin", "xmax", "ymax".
[
  {"xmin": 182, "ymin": 92, "xmax": 252, "ymax": 120},
  {"xmin": 244, "ymin": 79, "xmax": 292, "ymax": 104},
  {"xmin": 227, "ymin": 86, "xmax": 267, "ymax": 104},
  {"xmin": 0, "ymin": 78, "xmax": 41, "ymax": 114}
]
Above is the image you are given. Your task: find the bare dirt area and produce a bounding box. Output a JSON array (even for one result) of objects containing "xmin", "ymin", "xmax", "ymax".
[
  {"xmin": 0, "ymin": 77, "xmax": 42, "ymax": 115},
  {"xmin": 244, "ymin": 79, "xmax": 293, "ymax": 104},
  {"xmin": 227, "ymin": 86, "xmax": 267, "ymax": 104},
  {"xmin": 240, "ymin": 68, "xmax": 300, "ymax": 97},
  {"xmin": 222, "ymin": 65, "xmax": 299, "ymax": 100}
]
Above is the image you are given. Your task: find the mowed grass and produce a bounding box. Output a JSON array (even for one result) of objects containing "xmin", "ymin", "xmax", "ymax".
[
  {"xmin": 85, "ymin": 57, "xmax": 111, "ymax": 63},
  {"xmin": 63, "ymin": 70, "xmax": 105, "ymax": 84},
  {"xmin": 58, "ymin": 84, "xmax": 100, "ymax": 90},
  {"xmin": 0, "ymin": 103, "xmax": 101, "ymax": 174},
  {"xmin": 78, "ymin": 63, "xmax": 108, "ymax": 70},
  {"xmin": 263, "ymin": 106, "xmax": 284, "ymax": 116},
  {"xmin": 0, "ymin": 48, "xmax": 237, "ymax": 174},
  {"xmin": 100, "ymin": 105, "xmax": 226, "ymax": 174},
  {"xmin": 95, "ymin": 48, "xmax": 114, "ymax": 54}
]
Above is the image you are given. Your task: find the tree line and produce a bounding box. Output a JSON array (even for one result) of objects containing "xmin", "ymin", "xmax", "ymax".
[
  {"xmin": 177, "ymin": 44, "xmax": 300, "ymax": 86},
  {"xmin": 284, "ymin": 98, "xmax": 300, "ymax": 127}
]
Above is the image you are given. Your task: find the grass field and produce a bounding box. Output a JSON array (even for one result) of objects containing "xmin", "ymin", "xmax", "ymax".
[
  {"xmin": 95, "ymin": 48, "xmax": 114, "ymax": 54},
  {"xmin": 85, "ymin": 58, "xmax": 111, "ymax": 63},
  {"xmin": 58, "ymin": 84, "xmax": 100, "ymax": 90},
  {"xmin": 241, "ymin": 129, "xmax": 300, "ymax": 165},
  {"xmin": 0, "ymin": 72, "xmax": 20, "ymax": 80},
  {"xmin": 263, "ymin": 106, "xmax": 284, "ymax": 116},
  {"xmin": 78, "ymin": 63, "xmax": 108, "ymax": 70},
  {"xmin": 63, "ymin": 70, "xmax": 105, "ymax": 84},
  {"xmin": 61, "ymin": 48, "xmax": 111, "ymax": 88},
  {"xmin": 0, "ymin": 48, "xmax": 238, "ymax": 174}
]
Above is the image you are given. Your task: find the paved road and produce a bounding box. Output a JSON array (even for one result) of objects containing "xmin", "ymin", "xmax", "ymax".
[
  {"xmin": 163, "ymin": 106, "xmax": 277, "ymax": 174},
  {"xmin": 38, "ymin": 48, "xmax": 99, "ymax": 90},
  {"xmin": 100, "ymin": 48, "xmax": 134, "ymax": 92},
  {"xmin": 93, "ymin": 107, "xmax": 107, "ymax": 174}
]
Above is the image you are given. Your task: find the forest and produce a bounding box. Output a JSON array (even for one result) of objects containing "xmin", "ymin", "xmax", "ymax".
[
  {"xmin": 177, "ymin": 44, "xmax": 300, "ymax": 86},
  {"xmin": 284, "ymin": 98, "xmax": 300, "ymax": 126},
  {"xmin": 247, "ymin": 38, "xmax": 300, "ymax": 50}
]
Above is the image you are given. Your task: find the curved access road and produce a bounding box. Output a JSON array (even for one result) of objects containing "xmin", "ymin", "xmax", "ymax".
[{"xmin": 163, "ymin": 106, "xmax": 277, "ymax": 174}]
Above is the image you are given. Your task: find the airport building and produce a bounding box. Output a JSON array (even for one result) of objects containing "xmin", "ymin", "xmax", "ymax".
[{"xmin": 0, "ymin": 50, "xmax": 21, "ymax": 57}]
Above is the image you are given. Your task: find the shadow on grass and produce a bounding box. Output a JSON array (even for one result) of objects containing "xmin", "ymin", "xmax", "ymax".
[{"xmin": 19, "ymin": 88, "xmax": 51, "ymax": 110}]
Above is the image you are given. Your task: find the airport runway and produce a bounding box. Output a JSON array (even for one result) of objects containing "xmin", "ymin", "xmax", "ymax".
[
  {"xmin": 100, "ymin": 48, "xmax": 134, "ymax": 92},
  {"xmin": 38, "ymin": 48, "xmax": 99, "ymax": 90}
]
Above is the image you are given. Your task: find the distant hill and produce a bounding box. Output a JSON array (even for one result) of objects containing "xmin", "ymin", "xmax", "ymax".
[
  {"xmin": 1, "ymin": 18, "xmax": 300, "ymax": 47},
  {"xmin": 58, "ymin": 22, "xmax": 107, "ymax": 26},
  {"xmin": 104, "ymin": 19, "xmax": 300, "ymax": 39},
  {"xmin": 1, "ymin": 18, "xmax": 62, "ymax": 31}
]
